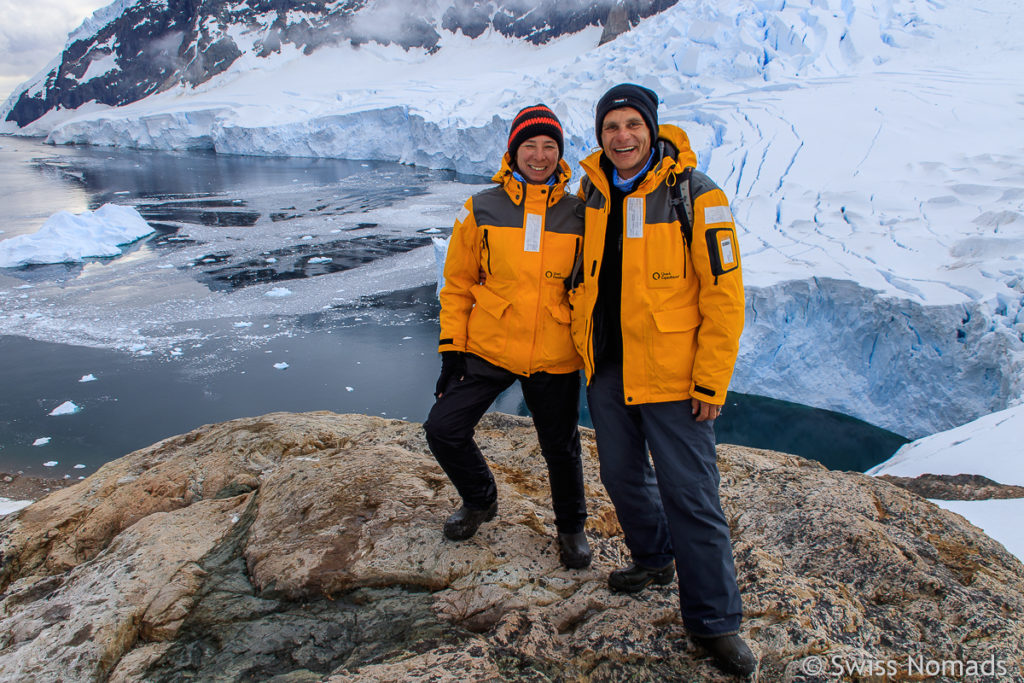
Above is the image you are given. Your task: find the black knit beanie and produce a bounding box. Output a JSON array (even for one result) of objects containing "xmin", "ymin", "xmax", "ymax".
[
  {"xmin": 595, "ymin": 83, "xmax": 659, "ymax": 143},
  {"xmin": 507, "ymin": 104, "xmax": 564, "ymax": 162}
]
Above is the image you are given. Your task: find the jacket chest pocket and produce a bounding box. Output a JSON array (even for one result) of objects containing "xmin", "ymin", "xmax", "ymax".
[
  {"xmin": 643, "ymin": 223, "xmax": 686, "ymax": 289},
  {"xmin": 540, "ymin": 234, "xmax": 579, "ymax": 287},
  {"xmin": 482, "ymin": 227, "xmax": 540, "ymax": 280}
]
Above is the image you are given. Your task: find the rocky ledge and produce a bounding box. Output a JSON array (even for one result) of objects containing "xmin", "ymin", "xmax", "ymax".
[{"xmin": 1, "ymin": 412, "xmax": 1022, "ymax": 681}]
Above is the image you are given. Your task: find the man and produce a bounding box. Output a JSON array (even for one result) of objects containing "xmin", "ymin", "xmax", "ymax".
[{"xmin": 567, "ymin": 83, "xmax": 755, "ymax": 676}]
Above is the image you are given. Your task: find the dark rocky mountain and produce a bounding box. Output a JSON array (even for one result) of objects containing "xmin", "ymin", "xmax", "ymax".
[{"xmin": 4, "ymin": 0, "xmax": 676, "ymax": 128}]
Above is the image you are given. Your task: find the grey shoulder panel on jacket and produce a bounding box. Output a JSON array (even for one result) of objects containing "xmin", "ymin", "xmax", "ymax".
[
  {"xmin": 688, "ymin": 169, "xmax": 722, "ymax": 202},
  {"xmin": 472, "ymin": 185, "xmax": 522, "ymax": 229},
  {"xmin": 546, "ymin": 193, "xmax": 584, "ymax": 236}
]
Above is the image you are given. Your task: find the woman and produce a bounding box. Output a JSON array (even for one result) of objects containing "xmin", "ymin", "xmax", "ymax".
[{"xmin": 424, "ymin": 104, "xmax": 590, "ymax": 569}]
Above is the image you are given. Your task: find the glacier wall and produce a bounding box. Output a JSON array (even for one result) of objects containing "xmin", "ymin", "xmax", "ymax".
[
  {"xmin": 735, "ymin": 278, "xmax": 1024, "ymax": 439},
  {"xmin": 45, "ymin": 107, "xmax": 593, "ymax": 178}
]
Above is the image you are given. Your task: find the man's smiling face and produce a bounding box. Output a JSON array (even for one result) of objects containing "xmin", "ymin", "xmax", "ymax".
[{"xmin": 600, "ymin": 107, "xmax": 652, "ymax": 179}]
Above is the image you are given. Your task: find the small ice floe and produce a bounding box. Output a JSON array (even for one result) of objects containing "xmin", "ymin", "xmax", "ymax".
[
  {"xmin": 16, "ymin": 284, "xmax": 33, "ymax": 289},
  {"xmin": 73, "ymin": 464, "xmax": 86, "ymax": 469},
  {"xmin": 233, "ymin": 321, "xmax": 253, "ymax": 328},
  {"xmin": 300, "ymin": 235, "xmax": 313, "ymax": 240},
  {"xmin": 423, "ymin": 227, "xmax": 442, "ymax": 234},
  {"xmin": 156, "ymin": 264, "xmax": 174, "ymax": 269},
  {"xmin": 79, "ymin": 374, "xmax": 97, "ymax": 382},
  {"xmin": 265, "ymin": 287, "xmax": 292, "ymax": 297},
  {"xmin": 265, "ymin": 257, "xmax": 277, "ymax": 263},
  {"xmin": 33, "ymin": 437, "xmax": 51, "ymax": 446},
  {"xmin": 170, "ymin": 348, "xmax": 183, "ymax": 356},
  {"xmin": 49, "ymin": 401, "xmax": 80, "ymax": 416},
  {"xmin": 273, "ymin": 362, "xmax": 289, "ymax": 370},
  {"xmin": 129, "ymin": 343, "xmax": 147, "ymax": 352},
  {"xmin": 0, "ymin": 203, "xmax": 158, "ymax": 267},
  {"xmin": 330, "ymin": 229, "xmax": 342, "ymax": 234},
  {"xmin": 308, "ymin": 257, "xmax": 332, "ymax": 264},
  {"xmin": 346, "ymin": 386, "xmax": 354, "ymax": 392},
  {"xmin": 43, "ymin": 461, "xmax": 58, "ymax": 467},
  {"xmin": 402, "ymin": 336, "xmax": 413, "ymax": 340}
]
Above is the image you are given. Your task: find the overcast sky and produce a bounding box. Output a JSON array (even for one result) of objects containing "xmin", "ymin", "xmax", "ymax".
[{"xmin": 0, "ymin": 0, "xmax": 110, "ymax": 101}]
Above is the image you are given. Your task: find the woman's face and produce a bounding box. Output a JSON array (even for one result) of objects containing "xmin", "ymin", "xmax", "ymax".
[{"xmin": 515, "ymin": 134, "xmax": 560, "ymax": 183}]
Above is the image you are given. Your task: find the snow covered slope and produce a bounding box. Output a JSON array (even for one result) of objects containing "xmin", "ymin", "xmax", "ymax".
[
  {"xmin": 869, "ymin": 405, "xmax": 1024, "ymax": 561},
  {"xmin": 869, "ymin": 405, "xmax": 1024, "ymax": 485},
  {"xmin": 2, "ymin": 0, "xmax": 1023, "ymax": 440}
]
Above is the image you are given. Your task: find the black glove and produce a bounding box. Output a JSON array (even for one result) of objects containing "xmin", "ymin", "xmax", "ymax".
[{"xmin": 434, "ymin": 351, "xmax": 466, "ymax": 398}]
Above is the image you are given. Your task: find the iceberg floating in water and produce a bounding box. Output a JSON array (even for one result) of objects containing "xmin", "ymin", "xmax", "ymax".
[
  {"xmin": 49, "ymin": 401, "xmax": 80, "ymax": 416},
  {"xmin": 0, "ymin": 204, "xmax": 153, "ymax": 268}
]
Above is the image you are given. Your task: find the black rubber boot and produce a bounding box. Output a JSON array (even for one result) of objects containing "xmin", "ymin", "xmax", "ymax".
[
  {"xmin": 693, "ymin": 634, "xmax": 757, "ymax": 677},
  {"xmin": 608, "ymin": 562, "xmax": 675, "ymax": 593},
  {"xmin": 443, "ymin": 501, "xmax": 498, "ymax": 541},
  {"xmin": 557, "ymin": 531, "xmax": 592, "ymax": 569}
]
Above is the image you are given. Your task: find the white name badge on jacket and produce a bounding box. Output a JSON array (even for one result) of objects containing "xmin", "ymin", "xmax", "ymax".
[
  {"xmin": 626, "ymin": 197, "xmax": 644, "ymax": 238},
  {"xmin": 524, "ymin": 214, "xmax": 542, "ymax": 252}
]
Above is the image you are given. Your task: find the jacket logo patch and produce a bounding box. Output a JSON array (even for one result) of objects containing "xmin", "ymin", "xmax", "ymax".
[
  {"xmin": 545, "ymin": 270, "xmax": 566, "ymax": 279},
  {"xmin": 704, "ymin": 205, "xmax": 732, "ymax": 225},
  {"xmin": 652, "ymin": 271, "xmax": 679, "ymax": 281},
  {"xmin": 456, "ymin": 206, "xmax": 470, "ymax": 223}
]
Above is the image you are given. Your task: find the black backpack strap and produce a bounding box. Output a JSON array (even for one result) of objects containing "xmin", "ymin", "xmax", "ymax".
[
  {"xmin": 669, "ymin": 166, "xmax": 694, "ymax": 247},
  {"xmin": 579, "ymin": 175, "xmax": 593, "ymax": 202},
  {"xmin": 669, "ymin": 166, "xmax": 695, "ymax": 277}
]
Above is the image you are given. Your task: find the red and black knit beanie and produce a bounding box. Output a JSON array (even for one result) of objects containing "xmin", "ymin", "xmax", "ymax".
[{"xmin": 507, "ymin": 104, "xmax": 564, "ymax": 161}]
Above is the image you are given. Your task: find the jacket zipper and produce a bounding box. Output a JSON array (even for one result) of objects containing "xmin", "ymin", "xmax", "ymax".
[{"xmin": 481, "ymin": 228, "xmax": 492, "ymax": 275}]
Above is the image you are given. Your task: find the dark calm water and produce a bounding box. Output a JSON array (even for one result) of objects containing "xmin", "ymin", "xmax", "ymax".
[
  {"xmin": 0, "ymin": 137, "xmax": 907, "ymax": 480},
  {"xmin": 0, "ymin": 322, "xmax": 907, "ymax": 480}
]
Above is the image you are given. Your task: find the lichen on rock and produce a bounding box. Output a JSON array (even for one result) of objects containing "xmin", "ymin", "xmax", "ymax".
[{"xmin": 1, "ymin": 411, "xmax": 1022, "ymax": 681}]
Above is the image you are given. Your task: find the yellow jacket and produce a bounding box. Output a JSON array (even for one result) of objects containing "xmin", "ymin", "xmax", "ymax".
[
  {"xmin": 569, "ymin": 125, "xmax": 745, "ymax": 405},
  {"xmin": 438, "ymin": 154, "xmax": 584, "ymax": 376}
]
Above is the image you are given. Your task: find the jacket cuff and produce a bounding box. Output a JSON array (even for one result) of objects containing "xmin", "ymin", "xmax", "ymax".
[
  {"xmin": 438, "ymin": 337, "xmax": 465, "ymax": 353},
  {"xmin": 690, "ymin": 381, "xmax": 726, "ymax": 406}
]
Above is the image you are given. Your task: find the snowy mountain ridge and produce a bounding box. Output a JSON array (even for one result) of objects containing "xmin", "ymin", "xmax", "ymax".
[{"xmin": 2, "ymin": 0, "xmax": 673, "ymax": 130}]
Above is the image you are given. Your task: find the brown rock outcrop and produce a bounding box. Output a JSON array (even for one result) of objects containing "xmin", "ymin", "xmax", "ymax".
[
  {"xmin": 877, "ymin": 473, "xmax": 1024, "ymax": 500},
  {"xmin": 1, "ymin": 411, "xmax": 1022, "ymax": 682}
]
